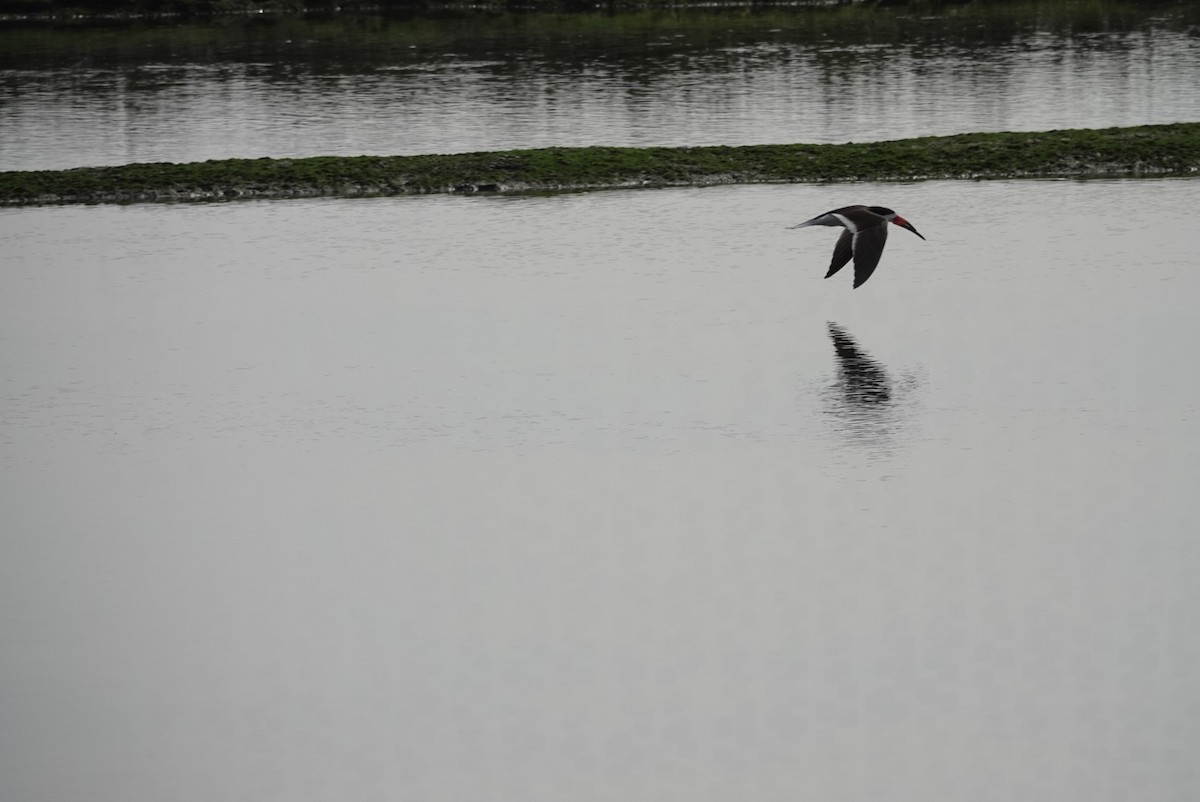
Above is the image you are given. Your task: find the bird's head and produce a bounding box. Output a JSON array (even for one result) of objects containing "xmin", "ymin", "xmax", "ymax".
[{"xmin": 869, "ymin": 206, "xmax": 926, "ymax": 240}]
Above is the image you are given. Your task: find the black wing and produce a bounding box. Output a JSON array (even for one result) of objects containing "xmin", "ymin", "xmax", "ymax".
[
  {"xmin": 851, "ymin": 224, "xmax": 889, "ymax": 288},
  {"xmin": 824, "ymin": 229, "xmax": 854, "ymax": 279}
]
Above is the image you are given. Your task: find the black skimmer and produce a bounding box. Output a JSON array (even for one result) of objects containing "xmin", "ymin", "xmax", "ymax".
[{"xmin": 792, "ymin": 205, "xmax": 926, "ymax": 288}]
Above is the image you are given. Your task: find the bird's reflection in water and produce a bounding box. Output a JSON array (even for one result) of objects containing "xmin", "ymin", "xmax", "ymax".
[{"xmin": 823, "ymin": 321, "xmax": 913, "ymax": 448}]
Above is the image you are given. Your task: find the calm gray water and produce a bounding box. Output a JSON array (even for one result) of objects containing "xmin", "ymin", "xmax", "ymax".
[
  {"xmin": 3, "ymin": 178, "xmax": 1200, "ymax": 802},
  {"xmin": 4, "ymin": 2, "xmax": 1200, "ymax": 799},
  {"xmin": 2, "ymin": 2, "xmax": 1199, "ymax": 170}
]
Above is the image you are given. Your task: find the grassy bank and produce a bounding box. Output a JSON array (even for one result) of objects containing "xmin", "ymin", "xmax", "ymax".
[{"xmin": 2, "ymin": 123, "xmax": 1198, "ymax": 206}]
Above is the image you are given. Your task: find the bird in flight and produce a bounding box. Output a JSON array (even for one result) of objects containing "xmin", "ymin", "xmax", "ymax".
[{"xmin": 791, "ymin": 205, "xmax": 926, "ymax": 288}]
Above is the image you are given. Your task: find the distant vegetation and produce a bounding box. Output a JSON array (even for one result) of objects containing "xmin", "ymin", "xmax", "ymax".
[
  {"xmin": 3, "ymin": 0, "xmax": 794, "ymax": 17},
  {"xmin": 0, "ymin": 0, "xmax": 1158, "ymax": 20},
  {"xmin": 2, "ymin": 124, "xmax": 1197, "ymax": 206}
]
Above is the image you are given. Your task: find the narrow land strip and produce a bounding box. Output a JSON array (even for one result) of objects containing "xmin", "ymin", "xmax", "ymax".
[{"xmin": 2, "ymin": 123, "xmax": 1197, "ymax": 206}]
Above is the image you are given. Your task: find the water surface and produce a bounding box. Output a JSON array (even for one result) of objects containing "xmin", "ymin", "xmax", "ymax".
[
  {"xmin": 2, "ymin": 178, "xmax": 1199, "ymax": 802},
  {"xmin": 2, "ymin": 1, "xmax": 1198, "ymax": 170}
]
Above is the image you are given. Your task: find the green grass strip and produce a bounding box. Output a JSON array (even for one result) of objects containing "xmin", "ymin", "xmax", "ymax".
[{"xmin": 2, "ymin": 123, "xmax": 1198, "ymax": 205}]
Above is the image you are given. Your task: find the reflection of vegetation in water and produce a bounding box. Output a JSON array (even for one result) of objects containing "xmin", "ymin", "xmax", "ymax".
[
  {"xmin": 1, "ymin": 0, "xmax": 1196, "ymax": 70},
  {"xmin": 2, "ymin": 0, "xmax": 1195, "ymax": 202},
  {"xmin": 2, "ymin": 123, "xmax": 1197, "ymax": 206}
]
